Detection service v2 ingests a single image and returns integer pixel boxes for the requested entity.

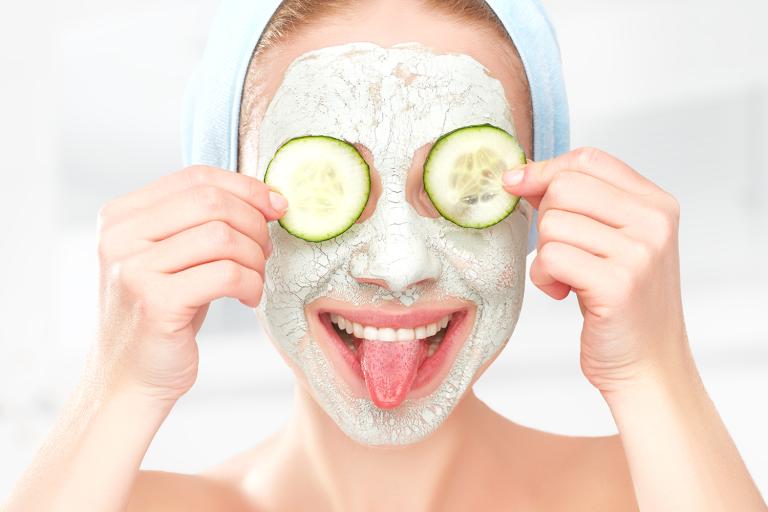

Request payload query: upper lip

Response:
[309,299,471,329]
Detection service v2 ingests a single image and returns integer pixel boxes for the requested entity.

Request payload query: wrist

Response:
[600,345,703,414]
[597,341,766,510]
[78,366,179,423]
[82,349,186,415]
[106,381,179,420]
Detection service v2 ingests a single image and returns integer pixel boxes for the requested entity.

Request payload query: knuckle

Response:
[220,260,242,286]
[246,174,264,203]
[253,210,267,234]
[207,220,235,246]
[664,192,681,220]
[574,146,602,168]
[250,212,270,254]
[251,240,267,272]
[537,241,560,268]
[547,173,572,203]
[249,273,265,307]
[183,165,210,186]
[537,210,561,240]
[111,258,143,294]
[629,240,654,268]
[648,208,677,245]
[194,185,225,214]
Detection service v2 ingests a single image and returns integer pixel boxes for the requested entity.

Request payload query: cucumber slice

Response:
[264,136,370,242]
[424,124,526,229]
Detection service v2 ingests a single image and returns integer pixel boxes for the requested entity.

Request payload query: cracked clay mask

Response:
[245,42,530,446]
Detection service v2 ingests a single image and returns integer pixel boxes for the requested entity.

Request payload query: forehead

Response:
[254,42,517,180]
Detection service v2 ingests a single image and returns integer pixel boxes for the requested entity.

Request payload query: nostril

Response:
[353,277,390,289]
[352,274,438,292]
[355,277,391,291]
[411,277,434,288]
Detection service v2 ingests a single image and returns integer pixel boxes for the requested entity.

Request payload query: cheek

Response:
[264,225,349,295]
[443,218,527,293]
[257,236,327,354]
[438,215,527,369]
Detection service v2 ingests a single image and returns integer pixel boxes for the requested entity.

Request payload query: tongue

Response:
[358,338,428,409]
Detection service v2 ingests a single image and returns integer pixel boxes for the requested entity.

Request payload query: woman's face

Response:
[239,6,533,446]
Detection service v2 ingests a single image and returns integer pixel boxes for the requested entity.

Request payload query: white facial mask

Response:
[244,42,530,446]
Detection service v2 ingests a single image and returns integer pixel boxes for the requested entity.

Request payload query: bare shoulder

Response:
[492,417,639,510]
[554,433,639,511]
[126,470,252,512]
[126,432,283,512]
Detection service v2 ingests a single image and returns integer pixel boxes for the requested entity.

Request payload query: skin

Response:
[247,40,529,443]
[4,1,765,511]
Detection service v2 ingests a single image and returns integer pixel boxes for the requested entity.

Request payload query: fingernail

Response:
[269,190,289,212]
[502,169,524,187]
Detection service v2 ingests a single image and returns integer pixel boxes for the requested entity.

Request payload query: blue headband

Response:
[181,0,570,253]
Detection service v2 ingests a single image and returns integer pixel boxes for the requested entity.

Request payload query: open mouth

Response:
[310,303,473,410]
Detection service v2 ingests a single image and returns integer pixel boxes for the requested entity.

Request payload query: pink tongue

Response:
[358,338,428,409]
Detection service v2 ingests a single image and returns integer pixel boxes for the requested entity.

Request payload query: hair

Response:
[238,0,532,169]
[255,0,519,58]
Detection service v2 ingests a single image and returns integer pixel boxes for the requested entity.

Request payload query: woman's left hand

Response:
[501,147,690,395]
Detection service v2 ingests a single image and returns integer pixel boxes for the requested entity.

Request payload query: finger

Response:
[100,166,287,227]
[532,275,571,300]
[139,220,266,275]
[530,241,608,299]
[165,259,265,309]
[502,147,658,203]
[537,208,629,258]
[114,185,271,255]
[536,170,651,227]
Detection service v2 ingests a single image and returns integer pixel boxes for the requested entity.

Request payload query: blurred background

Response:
[1,0,766,498]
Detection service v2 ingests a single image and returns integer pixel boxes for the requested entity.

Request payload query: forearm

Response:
[4,364,174,512]
[605,345,766,511]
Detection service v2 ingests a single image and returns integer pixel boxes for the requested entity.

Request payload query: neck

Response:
[281,384,491,512]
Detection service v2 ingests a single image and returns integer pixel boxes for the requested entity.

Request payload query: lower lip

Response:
[316,309,470,399]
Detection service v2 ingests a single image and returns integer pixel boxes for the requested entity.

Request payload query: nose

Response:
[350,197,442,293]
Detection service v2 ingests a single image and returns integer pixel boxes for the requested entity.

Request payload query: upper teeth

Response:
[330,313,451,342]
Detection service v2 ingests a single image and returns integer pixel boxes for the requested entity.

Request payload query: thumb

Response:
[500,160,552,209]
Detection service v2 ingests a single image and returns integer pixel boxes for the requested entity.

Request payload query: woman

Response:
[5,0,765,510]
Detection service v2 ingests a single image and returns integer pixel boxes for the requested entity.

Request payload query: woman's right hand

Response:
[94,165,288,403]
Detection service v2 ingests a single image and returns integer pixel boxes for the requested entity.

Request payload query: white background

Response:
[1,0,766,499]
